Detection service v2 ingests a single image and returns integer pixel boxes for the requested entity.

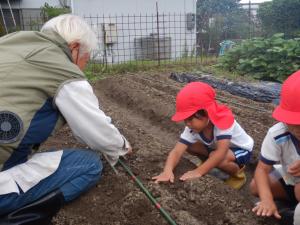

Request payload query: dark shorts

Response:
[270,168,298,206]
[231,148,252,166]
[278,178,298,207]
[206,147,251,166]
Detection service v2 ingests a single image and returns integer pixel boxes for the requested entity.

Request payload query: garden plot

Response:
[46,72,278,225]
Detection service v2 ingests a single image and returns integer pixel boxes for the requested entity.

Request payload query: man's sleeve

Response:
[55,80,129,165]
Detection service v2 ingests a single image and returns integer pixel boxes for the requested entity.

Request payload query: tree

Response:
[40,3,71,21]
[196,0,241,33]
[196,0,250,55]
[257,0,300,38]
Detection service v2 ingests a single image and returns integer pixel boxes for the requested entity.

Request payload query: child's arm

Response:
[252,161,281,219]
[180,139,230,181]
[152,142,187,183]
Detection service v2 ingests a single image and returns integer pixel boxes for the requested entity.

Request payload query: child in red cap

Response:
[251,70,300,220]
[152,81,254,189]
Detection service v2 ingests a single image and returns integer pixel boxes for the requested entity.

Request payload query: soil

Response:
[44,71,279,225]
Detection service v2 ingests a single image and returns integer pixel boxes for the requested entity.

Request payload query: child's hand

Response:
[179,169,202,181]
[152,171,175,184]
[288,160,300,176]
[252,200,281,219]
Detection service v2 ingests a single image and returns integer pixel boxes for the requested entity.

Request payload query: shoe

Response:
[224,166,246,190]
[0,189,64,225]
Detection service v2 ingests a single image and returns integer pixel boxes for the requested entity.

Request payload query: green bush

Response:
[41,3,70,21]
[217,33,300,81]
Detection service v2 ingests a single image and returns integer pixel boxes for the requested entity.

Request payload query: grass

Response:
[84,56,257,83]
[84,56,219,81]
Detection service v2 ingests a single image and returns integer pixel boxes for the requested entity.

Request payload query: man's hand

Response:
[152,171,175,184]
[125,142,133,155]
[288,160,300,176]
[179,169,202,181]
[252,200,281,219]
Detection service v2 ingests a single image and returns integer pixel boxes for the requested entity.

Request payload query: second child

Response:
[251,70,300,220]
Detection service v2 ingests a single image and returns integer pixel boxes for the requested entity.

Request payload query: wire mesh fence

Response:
[5,13,214,71]
[0,2,261,72]
[21,16,45,31]
[85,12,211,70]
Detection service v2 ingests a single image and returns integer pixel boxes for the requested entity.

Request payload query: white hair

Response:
[41,14,97,55]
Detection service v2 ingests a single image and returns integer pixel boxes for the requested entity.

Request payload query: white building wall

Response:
[72,0,197,63]
[72,0,195,16]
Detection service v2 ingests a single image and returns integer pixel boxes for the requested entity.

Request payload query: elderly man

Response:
[0,14,131,224]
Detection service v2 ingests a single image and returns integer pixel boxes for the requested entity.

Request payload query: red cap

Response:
[172,82,234,129]
[273,70,300,124]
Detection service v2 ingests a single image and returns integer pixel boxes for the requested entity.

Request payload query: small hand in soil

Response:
[179,169,202,181]
[252,200,281,219]
[152,171,175,183]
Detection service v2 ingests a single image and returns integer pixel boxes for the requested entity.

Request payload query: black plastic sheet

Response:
[170,72,281,104]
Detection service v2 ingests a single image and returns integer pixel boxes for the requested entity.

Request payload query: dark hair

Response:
[194,109,208,118]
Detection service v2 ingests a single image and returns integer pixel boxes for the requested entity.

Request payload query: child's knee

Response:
[249,179,258,196]
[215,153,238,169]
[215,159,229,169]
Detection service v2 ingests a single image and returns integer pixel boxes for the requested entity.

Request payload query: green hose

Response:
[118,158,177,225]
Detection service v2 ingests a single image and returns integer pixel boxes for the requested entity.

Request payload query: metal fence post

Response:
[156,1,161,66]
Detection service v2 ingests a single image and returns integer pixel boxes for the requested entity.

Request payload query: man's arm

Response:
[55,80,130,165]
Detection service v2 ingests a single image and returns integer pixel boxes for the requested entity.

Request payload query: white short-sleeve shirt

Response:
[179,120,254,151]
[260,122,300,183]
